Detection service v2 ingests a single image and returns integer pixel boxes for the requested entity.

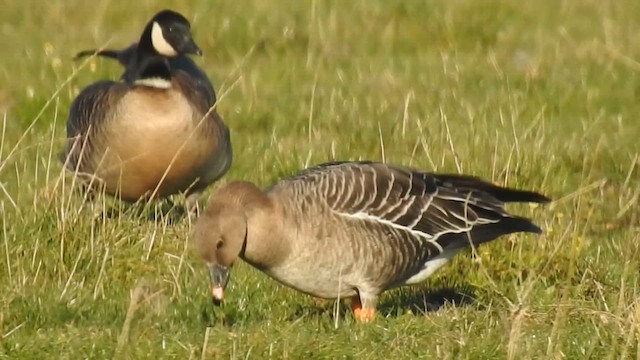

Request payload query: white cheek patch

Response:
[151,22,178,56]
[134,77,172,89]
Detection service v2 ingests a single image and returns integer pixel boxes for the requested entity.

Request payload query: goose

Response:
[193,161,550,322]
[73,42,216,106]
[61,10,231,211]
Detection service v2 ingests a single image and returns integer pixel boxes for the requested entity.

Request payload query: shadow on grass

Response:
[89,197,193,225]
[195,283,478,328]
[281,284,478,323]
[63,182,195,224]
[378,285,477,316]
[200,301,273,328]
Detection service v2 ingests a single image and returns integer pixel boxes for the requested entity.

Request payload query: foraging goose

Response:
[194,161,550,322]
[74,42,216,105]
[61,10,231,210]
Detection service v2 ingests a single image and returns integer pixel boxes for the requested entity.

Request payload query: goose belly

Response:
[263,245,459,299]
[264,264,360,299]
[95,91,215,200]
[249,225,383,299]
[250,199,466,299]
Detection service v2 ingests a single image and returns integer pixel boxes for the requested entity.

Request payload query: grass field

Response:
[1,0,640,358]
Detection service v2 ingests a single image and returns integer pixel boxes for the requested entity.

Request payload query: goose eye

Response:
[167,27,175,33]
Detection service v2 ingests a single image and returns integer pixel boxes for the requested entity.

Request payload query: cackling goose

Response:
[61,10,231,211]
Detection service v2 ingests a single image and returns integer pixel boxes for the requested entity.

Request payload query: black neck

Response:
[137,56,171,80]
[131,23,172,81]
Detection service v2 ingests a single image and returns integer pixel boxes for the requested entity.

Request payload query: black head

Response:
[142,9,202,57]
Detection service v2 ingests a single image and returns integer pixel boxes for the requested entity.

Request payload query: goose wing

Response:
[74,43,138,81]
[73,43,137,68]
[170,58,216,106]
[170,70,231,187]
[285,161,549,253]
[60,81,127,172]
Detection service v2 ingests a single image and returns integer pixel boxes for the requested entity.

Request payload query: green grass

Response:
[1,0,640,358]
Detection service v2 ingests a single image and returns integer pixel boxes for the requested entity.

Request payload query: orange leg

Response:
[351,296,376,322]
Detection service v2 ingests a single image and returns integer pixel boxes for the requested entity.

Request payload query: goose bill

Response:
[209,264,229,305]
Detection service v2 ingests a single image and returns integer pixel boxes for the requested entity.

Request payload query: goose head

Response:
[194,205,247,305]
[142,9,201,57]
[131,10,202,83]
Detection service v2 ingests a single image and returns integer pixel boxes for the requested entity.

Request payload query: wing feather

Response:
[60,81,126,172]
[281,161,547,255]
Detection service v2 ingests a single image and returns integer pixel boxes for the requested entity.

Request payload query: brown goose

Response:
[194,161,550,322]
[61,10,231,210]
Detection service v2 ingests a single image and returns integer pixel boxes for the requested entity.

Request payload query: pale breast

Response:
[257,202,375,298]
[94,87,216,200]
